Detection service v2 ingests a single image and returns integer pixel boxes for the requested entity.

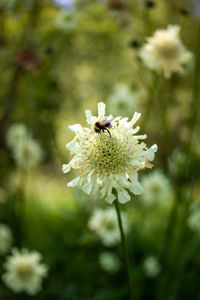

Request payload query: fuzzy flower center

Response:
[85,132,132,174]
[154,38,180,60]
[15,261,35,282]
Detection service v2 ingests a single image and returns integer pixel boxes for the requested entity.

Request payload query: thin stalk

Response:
[141,73,159,131]
[114,199,132,300]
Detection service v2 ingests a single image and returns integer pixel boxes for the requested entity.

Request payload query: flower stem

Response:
[114,199,132,300]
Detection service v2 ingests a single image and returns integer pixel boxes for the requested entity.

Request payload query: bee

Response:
[94,119,112,137]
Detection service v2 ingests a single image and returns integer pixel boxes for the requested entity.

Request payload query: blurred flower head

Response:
[141,170,172,207]
[7,124,43,170]
[54,0,75,11]
[107,85,138,118]
[143,256,161,277]
[0,224,13,255]
[139,25,193,78]
[13,138,43,169]
[2,248,48,295]
[99,251,121,272]
[63,102,157,204]
[6,123,28,149]
[88,207,128,246]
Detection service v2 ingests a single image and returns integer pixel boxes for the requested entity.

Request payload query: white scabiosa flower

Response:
[141,170,172,207]
[99,251,121,273]
[63,102,157,204]
[13,138,43,169]
[0,224,13,255]
[88,207,128,246]
[2,249,48,295]
[107,85,138,118]
[139,25,193,78]
[143,256,161,278]
[6,123,28,149]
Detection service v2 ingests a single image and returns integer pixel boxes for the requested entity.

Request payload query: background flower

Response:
[88,207,128,246]
[99,251,121,273]
[2,249,48,295]
[139,25,193,78]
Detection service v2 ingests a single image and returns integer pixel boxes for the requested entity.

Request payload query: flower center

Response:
[155,38,180,60]
[15,262,35,282]
[86,132,131,174]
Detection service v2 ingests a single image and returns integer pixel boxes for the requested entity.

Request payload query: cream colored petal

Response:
[66,139,80,153]
[144,144,158,161]
[98,102,106,119]
[105,193,116,204]
[68,124,84,136]
[67,177,80,187]
[62,164,71,174]
[130,112,141,126]
[129,178,144,195]
[118,190,131,204]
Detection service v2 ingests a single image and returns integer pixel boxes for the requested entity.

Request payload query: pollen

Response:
[85,132,131,174]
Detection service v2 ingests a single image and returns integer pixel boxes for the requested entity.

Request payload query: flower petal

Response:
[68,124,84,136]
[130,112,141,126]
[144,144,158,161]
[67,177,80,187]
[118,190,131,204]
[98,102,105,119]
[62,164,71,174]
[105,193,116,204]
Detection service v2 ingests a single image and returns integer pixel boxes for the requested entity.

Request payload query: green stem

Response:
[114,199,132,300]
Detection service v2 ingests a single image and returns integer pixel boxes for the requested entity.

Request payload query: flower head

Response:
[14,138,43,169]
[143,256,161,277]
[88,207,128,246]
[0,224,13,255]
[99,251,121,273]
[2,248,48,295]
[141,170,172,207]
[139,25,193,78]
[6,123,28,149]
[6,123,43,170]
[107,85,138,118]
[63,102,157,204]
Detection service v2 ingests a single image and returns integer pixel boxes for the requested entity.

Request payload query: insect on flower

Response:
[94,119,112,138]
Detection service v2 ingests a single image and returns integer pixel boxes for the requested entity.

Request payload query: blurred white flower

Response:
[99,251,121,273]
[63,102,157,204]
[6,123,43,169]
[168,149,187,177]
[2,248,48,295]
[88,207,128,246]
[0,224,13,255]
[13,138,43,169]
[143,256,161,278]
[141,170,172,207]
[139,25,193,78]
[107,86,138,118]
[188,209,200,232]
[6,123,28,149]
